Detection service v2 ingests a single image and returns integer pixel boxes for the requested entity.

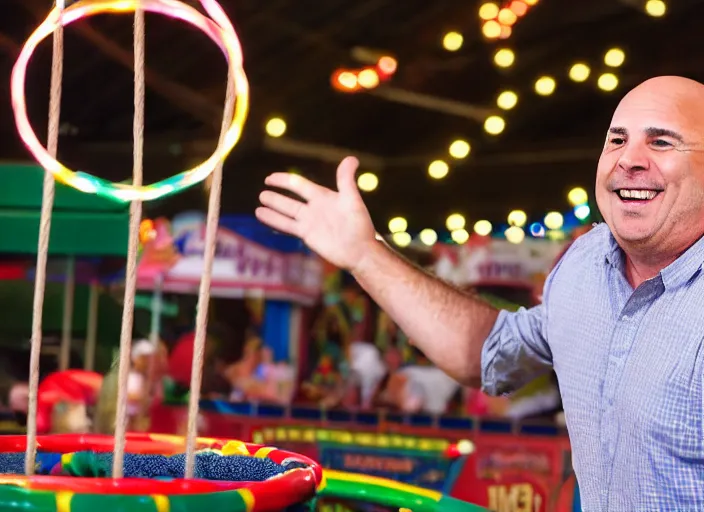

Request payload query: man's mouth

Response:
[615,189,662,202]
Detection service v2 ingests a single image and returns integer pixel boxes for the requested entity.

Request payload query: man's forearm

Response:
[352,240,499,385]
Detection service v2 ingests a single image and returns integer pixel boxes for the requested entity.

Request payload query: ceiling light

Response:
[544,211,564,230]
[392,232,411,247]
[482,20,502,39]
[568,187,588,206]
[428,160,450,179]
[509,0,528,16]
[357,172,378,192]
[388,217,407,233]
[446,213,466,231]
[442,32,463,51]
[497,8,518,25]
[419,229,438,246]
[484,115,505,135]
[568,63,590,82]
[534,76,556,96]
[265,117,286,137]
[337,72,358,89]
[507,209,527,227]
[473,220,492,236]
[597,73,619,91]
[574,204,591,220]
[479,2,500,20]
[604,48,625,67]
[451,229,470,244]
[645,0,666,17]
[505,226,525,244]
[497,90,518,110]
[357,69,379,88]
[449,140,471,159]
[493,48,515,68]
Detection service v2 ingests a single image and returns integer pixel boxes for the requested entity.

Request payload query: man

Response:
[255,76,704,510]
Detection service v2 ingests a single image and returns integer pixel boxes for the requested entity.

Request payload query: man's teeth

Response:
[618,189,658,200]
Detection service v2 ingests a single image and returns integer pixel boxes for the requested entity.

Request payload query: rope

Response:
[112,7,145,478]
[25,0,64,476]
[184,70,236,479]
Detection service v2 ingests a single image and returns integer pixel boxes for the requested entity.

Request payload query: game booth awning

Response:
[431,235,567,305]
[136,211,323,305]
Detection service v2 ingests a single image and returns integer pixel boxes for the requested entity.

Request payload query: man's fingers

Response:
[259,190,305,219]
[336,156,360,195]
[255,207,300,237]
[264,172,326,201]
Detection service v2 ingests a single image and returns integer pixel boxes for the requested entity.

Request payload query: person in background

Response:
[94,339,166,434]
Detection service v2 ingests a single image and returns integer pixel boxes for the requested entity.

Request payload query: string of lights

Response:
[331,56,398,94]
[385,186,592,247]
[259,0,669,245]
[479,0,538,41]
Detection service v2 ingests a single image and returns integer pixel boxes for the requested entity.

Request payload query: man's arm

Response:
[256,156,552,390]
[352,240,499,386]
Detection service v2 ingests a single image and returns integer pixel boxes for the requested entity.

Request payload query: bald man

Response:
[256,76,704,510]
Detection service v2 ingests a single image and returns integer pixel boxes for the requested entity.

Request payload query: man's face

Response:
[595,80,704,255]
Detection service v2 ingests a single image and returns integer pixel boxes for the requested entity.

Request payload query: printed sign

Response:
[137,212,323,303]
[487,482,545,512]
[319,446,451,491]
[432,238,564,290]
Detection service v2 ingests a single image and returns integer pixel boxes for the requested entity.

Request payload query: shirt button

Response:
[621,314,630,320]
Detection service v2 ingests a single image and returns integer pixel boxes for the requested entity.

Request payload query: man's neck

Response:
[623,234,704,288]
[624,254,676,289]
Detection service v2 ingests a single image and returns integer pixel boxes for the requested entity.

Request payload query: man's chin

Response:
[610,219,657,245]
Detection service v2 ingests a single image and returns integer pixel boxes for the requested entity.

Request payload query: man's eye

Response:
[651,139,672,147]
[609,137,625,145]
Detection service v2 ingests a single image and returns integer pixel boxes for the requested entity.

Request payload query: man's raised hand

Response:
[256,156,377,272]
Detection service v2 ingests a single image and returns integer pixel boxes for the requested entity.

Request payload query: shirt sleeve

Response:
[480,304,552,396]
[480,245,570,396]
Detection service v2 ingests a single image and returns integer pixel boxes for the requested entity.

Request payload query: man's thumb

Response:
[336,156,360,195]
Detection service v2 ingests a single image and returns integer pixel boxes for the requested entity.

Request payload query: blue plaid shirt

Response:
[482,223,704,511]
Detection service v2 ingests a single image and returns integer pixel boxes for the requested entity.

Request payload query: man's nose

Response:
[618,143,650,172]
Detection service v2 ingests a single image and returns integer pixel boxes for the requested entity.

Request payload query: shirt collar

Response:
[604,227,704,289]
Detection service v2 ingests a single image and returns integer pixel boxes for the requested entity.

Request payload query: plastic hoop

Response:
[320,470,487,511]
[10,0,249,203]
[0,433,321,511]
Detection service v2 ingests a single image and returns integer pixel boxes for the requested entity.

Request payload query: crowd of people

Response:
[0,274,565,433]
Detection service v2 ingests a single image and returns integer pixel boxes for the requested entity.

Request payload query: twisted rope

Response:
[112,7,145,478]
[184,68,236,480]
[25,0,64,476]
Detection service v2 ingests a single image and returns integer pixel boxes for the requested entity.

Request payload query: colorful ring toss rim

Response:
[10,0,249,203]
[0,433,322,512]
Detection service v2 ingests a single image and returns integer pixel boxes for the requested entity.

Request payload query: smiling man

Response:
[256,75,704,511]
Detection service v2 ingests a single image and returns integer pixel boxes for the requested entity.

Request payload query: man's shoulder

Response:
[543,223,612,296]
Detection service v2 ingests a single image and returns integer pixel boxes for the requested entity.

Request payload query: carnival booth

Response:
[139,211,323,415]
[0,163,133,432]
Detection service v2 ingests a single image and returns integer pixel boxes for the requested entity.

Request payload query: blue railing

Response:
[193,399,566,437]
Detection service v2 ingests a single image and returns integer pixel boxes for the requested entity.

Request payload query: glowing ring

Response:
[11,0,249,203]
[0,433,322,511]
[320,470,488,511]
